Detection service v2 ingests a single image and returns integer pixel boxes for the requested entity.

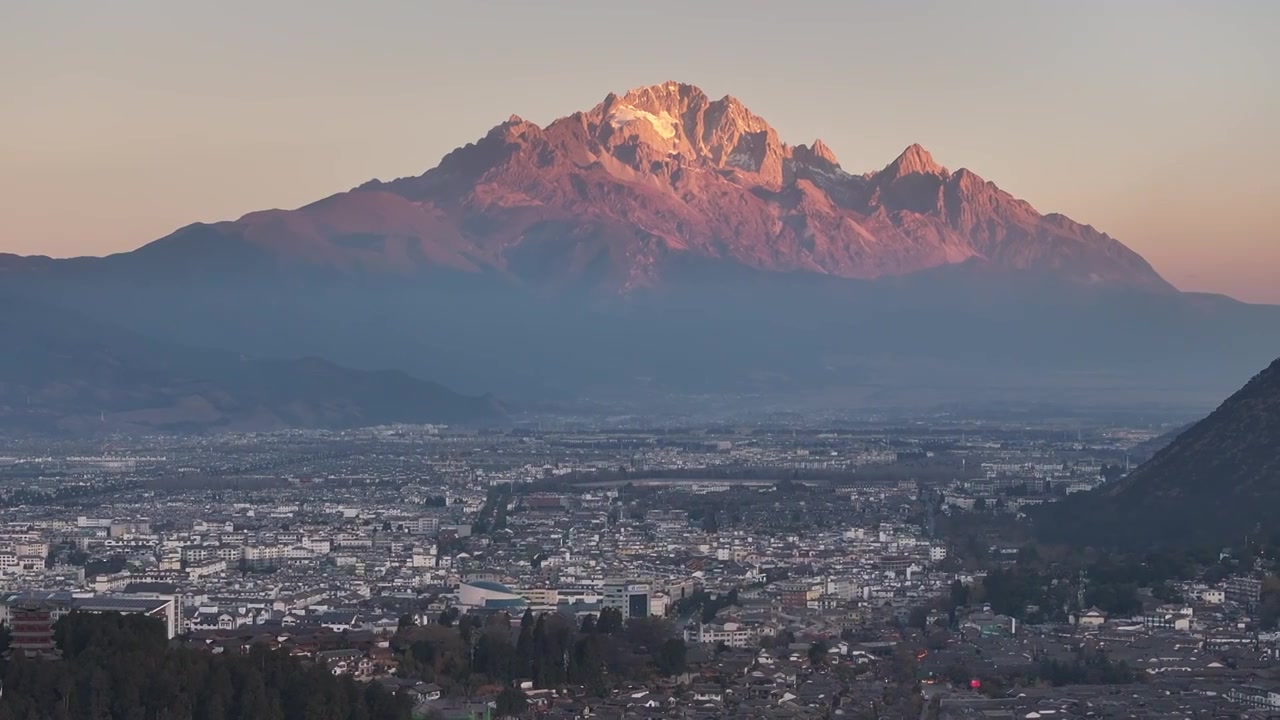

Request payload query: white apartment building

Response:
[684,621,758,648]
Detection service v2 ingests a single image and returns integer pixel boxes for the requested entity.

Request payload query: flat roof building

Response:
[1,591,181,639]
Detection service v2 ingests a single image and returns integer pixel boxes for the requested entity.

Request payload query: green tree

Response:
[655,638,687,676]
[495,687,529,718]
[702,511,719,534]
[0,613,411,720]
[596,607,623,635]
[516,609,536,678]
[808,639,829,667]
[907,606,930,630]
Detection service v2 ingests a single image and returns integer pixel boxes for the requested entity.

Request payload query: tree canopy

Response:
[0,612,410,720]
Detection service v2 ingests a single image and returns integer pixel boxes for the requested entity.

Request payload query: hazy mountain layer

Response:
[2,82,1277,410]
[0,297,505,435]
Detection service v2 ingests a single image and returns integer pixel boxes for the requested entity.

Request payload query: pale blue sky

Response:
[2,0,1277,301]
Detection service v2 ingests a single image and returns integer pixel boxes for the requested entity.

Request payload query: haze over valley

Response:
[3,82,1278,428]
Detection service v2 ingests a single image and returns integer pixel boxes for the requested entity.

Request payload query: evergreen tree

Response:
[0,613,412,720]
[596,608,623,635]
[515,610,536,679]
[655,638,687,677]
[808,640,830,667]
[495,688,528,718]
[531,615,551,687]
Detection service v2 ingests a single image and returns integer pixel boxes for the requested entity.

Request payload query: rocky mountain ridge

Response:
[348,81,1168,291]
[4,82,1166,294]
[0,82,1273,410]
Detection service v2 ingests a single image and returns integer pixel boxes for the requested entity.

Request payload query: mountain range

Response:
[1037,356,1280,549]
[0,297,504,435]
[3,81,1278,419]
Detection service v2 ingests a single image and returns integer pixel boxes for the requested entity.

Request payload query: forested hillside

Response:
[0,613,410,720]
[1037,358,1280,548]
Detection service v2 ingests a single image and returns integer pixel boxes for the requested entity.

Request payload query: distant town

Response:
[3,420,1277,719]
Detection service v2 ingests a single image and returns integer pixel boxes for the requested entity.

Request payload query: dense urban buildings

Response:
[1,418,1277,718]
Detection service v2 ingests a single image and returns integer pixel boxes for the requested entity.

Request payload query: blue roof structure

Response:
[465,580,516,594]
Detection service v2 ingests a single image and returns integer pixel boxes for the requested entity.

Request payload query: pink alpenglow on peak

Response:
[118,82,1172,294]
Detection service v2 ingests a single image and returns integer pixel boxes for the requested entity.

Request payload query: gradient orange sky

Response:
[2,0,1277,302]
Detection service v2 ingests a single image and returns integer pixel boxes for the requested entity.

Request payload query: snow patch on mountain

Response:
[726,151,757,170]
[608,105,678,140]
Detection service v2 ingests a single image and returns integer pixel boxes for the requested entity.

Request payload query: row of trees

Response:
[394,608,687,698]
[939,546,1230,623]
[1037,651,1139,686]
[0,479,138,509]
[471,484,512,535]
[672,588,740,623]
[0,612,411,720]
[936,647,1138,697]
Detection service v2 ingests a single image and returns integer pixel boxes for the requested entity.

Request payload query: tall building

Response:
[603,580,651,620]
[6,603,61,660]
[1225,576,1263,610]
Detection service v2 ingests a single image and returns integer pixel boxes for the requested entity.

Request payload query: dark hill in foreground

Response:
[1036,358,1280,549]
[1126,421,1198,464]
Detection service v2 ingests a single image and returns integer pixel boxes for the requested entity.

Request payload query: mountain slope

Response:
[3,82,1167,291]
[1126,421,1198,464]
[0,297,505,435]
[1037,359,1280,548]
[0,82,1276,407]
